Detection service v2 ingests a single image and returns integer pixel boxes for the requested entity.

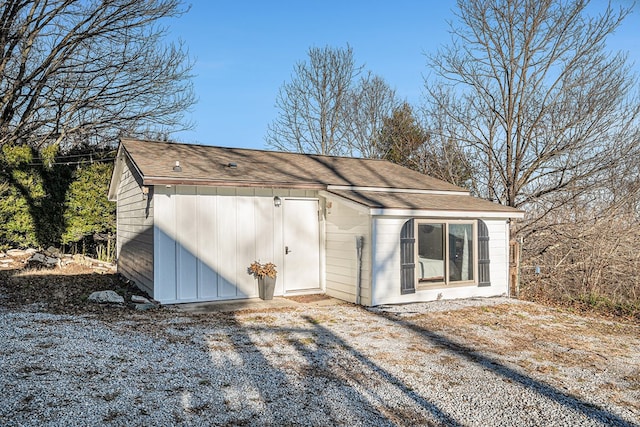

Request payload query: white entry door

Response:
[283,199,320,292]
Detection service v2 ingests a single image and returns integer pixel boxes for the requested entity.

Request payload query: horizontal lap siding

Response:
[116,158,154,296]
[324,197,371,305]
[372,216,511,306]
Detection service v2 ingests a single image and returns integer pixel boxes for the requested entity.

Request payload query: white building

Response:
[108,139,524,306]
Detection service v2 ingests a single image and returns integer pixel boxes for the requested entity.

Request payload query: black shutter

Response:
[400,219,416,294]
[478,219,491,287]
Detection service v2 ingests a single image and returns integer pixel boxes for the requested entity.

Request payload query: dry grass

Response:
[403,302,640,411]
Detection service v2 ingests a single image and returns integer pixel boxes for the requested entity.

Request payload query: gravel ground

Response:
[1,296,639,426]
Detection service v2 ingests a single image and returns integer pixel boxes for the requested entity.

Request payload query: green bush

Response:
[0,144,116,258]
[62,162,115,245]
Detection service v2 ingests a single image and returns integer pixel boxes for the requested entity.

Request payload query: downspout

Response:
[355,236,364,305]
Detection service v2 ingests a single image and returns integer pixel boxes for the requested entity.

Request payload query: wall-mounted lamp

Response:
[274,196,282,207]
[141,186,149,200]
[173,161,182,172]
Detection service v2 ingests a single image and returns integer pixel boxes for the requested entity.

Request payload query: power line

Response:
[26,157,116,166]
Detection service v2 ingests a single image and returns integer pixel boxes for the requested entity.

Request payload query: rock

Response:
[131,295,151,304]
[88,290,124,304]
[28,252,59,267]
[6,249,27,257]
[0,252,5,258]
[134,303,157,311]
[44,246,61,257]
[72,254,92,267]
[25,248,37,255]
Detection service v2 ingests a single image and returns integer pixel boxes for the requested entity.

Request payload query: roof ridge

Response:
[120,138,396,163]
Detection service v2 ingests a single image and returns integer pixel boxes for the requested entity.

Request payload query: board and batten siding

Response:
[324,196,372,305]
[371,216,510,305]
[153,186,319,304]
[116,157,154,295]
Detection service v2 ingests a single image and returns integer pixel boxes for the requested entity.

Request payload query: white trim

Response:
[328,185,469,196]
[319,190,370,214]
[107,146,125,201]
[371,208,525,219]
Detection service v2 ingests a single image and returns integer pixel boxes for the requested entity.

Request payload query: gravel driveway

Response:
[1,297,638,426]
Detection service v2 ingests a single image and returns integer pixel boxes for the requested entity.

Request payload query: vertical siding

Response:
[371,216,511,306]
[116,157,154,296]
[196,187,218,299]
[153,186,320,304]
[324,197,372,305]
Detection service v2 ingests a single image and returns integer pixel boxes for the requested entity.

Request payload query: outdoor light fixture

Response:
[273,196,282,207]
[173,161,182,172]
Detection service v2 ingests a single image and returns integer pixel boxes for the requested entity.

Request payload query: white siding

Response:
[153,186,319,304]
[116,157,154,295]
[371,216,511,306]
[324,196,372,305]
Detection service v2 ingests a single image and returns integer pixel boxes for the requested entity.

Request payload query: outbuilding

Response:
[108,139,524,306]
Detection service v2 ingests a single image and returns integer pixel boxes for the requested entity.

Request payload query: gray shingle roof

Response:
[116,138,523,217]
[327,189,524,215]
[120,138,466,192]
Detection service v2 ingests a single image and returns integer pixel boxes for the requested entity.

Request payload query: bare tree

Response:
[266,45,397,157]
[423,0,640,227]
[0,0,195,150]
[266,45,359,156]
[346,73,397,158]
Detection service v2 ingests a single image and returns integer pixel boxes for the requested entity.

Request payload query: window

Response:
[416,221,475,286]
[400,219,490,293]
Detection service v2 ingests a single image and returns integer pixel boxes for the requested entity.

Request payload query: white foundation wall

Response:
[371,216,510,306]
[324,197,372,305]
[153,186,317,304]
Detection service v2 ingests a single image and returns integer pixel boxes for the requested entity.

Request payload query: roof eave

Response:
[142,177,327,190]
[370,207,525,219]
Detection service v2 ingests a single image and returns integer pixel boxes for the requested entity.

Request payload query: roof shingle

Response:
[117,139,523,217]
[121,138,466,192]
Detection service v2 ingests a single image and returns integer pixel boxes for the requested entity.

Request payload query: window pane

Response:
[449,223,474,282]
[417,223,445,282]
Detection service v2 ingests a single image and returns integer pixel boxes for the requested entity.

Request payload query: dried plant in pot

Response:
[249,261,277,300]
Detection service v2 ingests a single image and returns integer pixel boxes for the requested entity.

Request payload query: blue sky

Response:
[170,0,639,150]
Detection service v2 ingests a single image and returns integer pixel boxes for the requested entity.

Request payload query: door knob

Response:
[285,246,292,254]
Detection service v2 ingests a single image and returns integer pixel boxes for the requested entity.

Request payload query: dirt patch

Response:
[285,293,332,303]
[0,263,151,317]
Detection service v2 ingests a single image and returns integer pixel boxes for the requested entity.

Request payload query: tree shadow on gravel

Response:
[215,315,461,426]
[372,311,637,427]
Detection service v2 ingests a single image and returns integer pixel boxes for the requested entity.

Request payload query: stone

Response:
[28,252,59,267]
[131,295,151,304]
[0,252,5,258]
[135,303,157,311]
[6,249,27,257]
[45,246,61,257]
[25,248,37,255]
[88,290,124,304]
